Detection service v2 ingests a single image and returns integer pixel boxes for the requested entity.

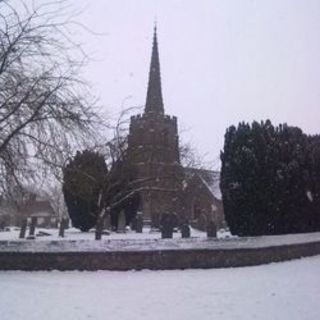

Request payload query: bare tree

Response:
[0,0,102,196]
[179,141,205,169]
[45,182,68,220]
[178,125,218,170]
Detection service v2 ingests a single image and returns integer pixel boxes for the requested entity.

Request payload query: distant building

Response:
[0,191,58,228]
[182,169,224,230]
[24,193,57,228]
[126,26,224,229]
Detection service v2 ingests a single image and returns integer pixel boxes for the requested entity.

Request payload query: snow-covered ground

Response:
[0,226,207,241]
[1,227,320,252]
[0,255,319,320]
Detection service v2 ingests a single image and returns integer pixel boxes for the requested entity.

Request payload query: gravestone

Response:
[161,213,175,239]
[95,216,104,240]
[181,223,190,238]
[207,220,217,238]
[104,214,111,231]
[29,217,37,236]
[131,216,137,231]
[36,230,51,237]
[117,210,126,233]
[135,212,143,233]
[19,219,27,239]
[59,218,67,238]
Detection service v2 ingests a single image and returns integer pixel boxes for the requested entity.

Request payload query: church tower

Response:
[127,26,183,228]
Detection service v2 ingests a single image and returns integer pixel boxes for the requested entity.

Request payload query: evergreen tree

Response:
[306,135,320,231]
[63,150,108,231]
[221,120,319,236]
[106,157,140,229]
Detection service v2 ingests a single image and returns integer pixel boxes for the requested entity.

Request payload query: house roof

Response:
[25,200,56,217]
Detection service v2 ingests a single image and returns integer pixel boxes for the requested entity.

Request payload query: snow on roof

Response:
[199,172,222,201]
[184,168,222,200]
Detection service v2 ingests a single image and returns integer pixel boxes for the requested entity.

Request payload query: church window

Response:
[193,200,201,220]
[162,129,169,144]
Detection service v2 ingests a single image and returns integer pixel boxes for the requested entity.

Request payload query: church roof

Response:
[145,25,164,115]
[184,168,222,200]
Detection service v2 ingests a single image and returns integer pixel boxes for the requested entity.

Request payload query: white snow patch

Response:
[306,190,313,202]
[0,228,320,253]
[0,256,319,320]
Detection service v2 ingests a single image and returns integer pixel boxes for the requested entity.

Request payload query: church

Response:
[126,26,224,230]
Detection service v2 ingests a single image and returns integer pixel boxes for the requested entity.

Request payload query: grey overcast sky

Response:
[74,0,320,165]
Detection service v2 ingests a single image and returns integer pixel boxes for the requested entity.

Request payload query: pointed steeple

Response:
[145,25,164,114]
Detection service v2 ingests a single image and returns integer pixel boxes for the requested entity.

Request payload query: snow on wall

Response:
[0,229,320,253]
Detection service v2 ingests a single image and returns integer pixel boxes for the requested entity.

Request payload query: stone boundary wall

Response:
[0,241,320,271]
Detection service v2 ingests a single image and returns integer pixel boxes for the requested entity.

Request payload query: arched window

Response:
[162,129,169,144]
[193,200,201,220]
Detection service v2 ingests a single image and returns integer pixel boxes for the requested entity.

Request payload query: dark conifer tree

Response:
[306,135,320,231]
[221,120,319,236]
[105,157,140,229]
[63,150,108,231]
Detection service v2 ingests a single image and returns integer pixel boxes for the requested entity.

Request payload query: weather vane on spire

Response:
[154,16,157,30]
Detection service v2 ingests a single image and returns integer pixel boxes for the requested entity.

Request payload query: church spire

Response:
[145,25,164,115]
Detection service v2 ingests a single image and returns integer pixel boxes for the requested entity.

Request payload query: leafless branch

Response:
[0,0,105,196]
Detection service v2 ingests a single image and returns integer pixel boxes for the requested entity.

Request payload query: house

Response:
[0,191,58,228]
[24,193,58,228]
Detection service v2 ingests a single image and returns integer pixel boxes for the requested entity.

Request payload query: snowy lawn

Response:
[0,255,319,320]
[1,227,320,252]
[0,226,208,241]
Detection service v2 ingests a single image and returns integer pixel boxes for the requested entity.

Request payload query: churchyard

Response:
[0,223,320,271]
[1,0,320,318]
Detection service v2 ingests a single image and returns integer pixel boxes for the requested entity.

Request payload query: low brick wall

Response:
[0,241,320,271]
